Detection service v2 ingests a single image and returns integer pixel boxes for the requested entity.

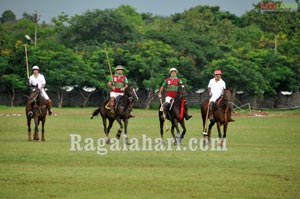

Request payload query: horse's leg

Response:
[123,118,130,145]
[173,120,181,145]
[202,103,209,135]
[220,122,228,147]
[34,118,39,141]
[216,122,223,146]
[170,122,176,144]
[27,117,32,141]
[115,117,123,140]
[180,120,186,141]
[101,116,109,143]
[223,123,228,139]
[207,121,215,146]
[159,111,164,144]
[41,117,46,141]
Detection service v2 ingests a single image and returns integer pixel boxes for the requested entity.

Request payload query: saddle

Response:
[164,98,185,121]
[216,96,223,106]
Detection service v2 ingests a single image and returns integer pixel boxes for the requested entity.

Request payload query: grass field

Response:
[0,106,300,199]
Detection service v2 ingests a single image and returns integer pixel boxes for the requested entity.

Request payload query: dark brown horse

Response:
[91,86,138,144]
[26,87,48,141]
[159,84,187,145]
[201,89,233,146]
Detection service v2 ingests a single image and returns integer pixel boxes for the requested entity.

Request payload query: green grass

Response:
[1,106,300,199]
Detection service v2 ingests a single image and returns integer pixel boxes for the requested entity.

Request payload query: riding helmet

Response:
[214,69,222,75]
[32,65,39,70]
[116,65,123,70]
[169,68,177,73]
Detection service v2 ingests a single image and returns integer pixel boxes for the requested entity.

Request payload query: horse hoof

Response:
[41,138,45,142]
[105,137,110,144]
[116,134,121,140]
[160,139,164,145]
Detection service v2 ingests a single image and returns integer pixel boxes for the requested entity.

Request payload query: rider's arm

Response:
[107,81,115,90]
[121,77,129,91]
[208,88,211,97]
[122,83,128,91]
[158,86,164,98]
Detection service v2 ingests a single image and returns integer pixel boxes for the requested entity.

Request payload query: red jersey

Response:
[110,75,128,93]
[162,77,183,98]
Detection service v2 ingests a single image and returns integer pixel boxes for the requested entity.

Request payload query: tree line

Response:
[0,2,299,107]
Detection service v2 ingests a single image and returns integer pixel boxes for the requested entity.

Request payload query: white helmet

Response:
[116,65,123,70]
[32,65,39,70]
[169,67,177,73]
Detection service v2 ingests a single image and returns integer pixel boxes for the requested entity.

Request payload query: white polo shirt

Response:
[208,78,226,102]
[29,74,46,89]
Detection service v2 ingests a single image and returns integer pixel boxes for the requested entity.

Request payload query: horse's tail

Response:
[90,107,101,119]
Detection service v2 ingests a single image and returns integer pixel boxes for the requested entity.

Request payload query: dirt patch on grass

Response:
[233,111,269,117]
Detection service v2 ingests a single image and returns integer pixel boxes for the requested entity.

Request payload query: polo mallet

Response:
[24,44,29,79]
[104,48,114,86]
[159,98,169,131]
[202,101,210,135]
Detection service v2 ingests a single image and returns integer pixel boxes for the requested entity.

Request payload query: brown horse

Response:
[159,84,187,145]
[26,87,48,141]
[201,89,233,146]
[91,86,138,145]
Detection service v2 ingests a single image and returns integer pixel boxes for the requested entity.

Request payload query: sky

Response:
[0,0,261,23]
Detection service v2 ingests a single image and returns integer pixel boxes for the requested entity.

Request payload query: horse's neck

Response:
[119,95,130,105]
[218,99,229,108]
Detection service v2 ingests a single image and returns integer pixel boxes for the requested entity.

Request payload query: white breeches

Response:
[209,94,221,103]
[164,96,173,104]
[110,91,124,98]
[41,89,49,100]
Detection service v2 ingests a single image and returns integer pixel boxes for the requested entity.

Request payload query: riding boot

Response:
[209,102,214,121]
[105,97,115,113]
[162,102,169,120]
[47,99,53,115]
[27,101,33,117]
[184,100,192,120]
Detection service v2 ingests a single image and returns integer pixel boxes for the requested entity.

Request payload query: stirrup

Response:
[105,103,111,110]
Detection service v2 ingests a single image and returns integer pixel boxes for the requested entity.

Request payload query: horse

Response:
[159,84,187,145]
[26,87,48,141]
[91,86,138,145]
[201,89,233,146]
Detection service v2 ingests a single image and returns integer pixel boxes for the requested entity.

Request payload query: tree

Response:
[0,41,27,106]
[57,8,139,48]
[1,10,16,23]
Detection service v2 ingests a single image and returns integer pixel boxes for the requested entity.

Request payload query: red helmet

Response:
[214,70,222,75]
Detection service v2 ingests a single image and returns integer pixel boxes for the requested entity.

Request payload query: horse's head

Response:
[223,89,232,102]
[177,84,187,97]
[124,86,139,102]
[29,87,40,103]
